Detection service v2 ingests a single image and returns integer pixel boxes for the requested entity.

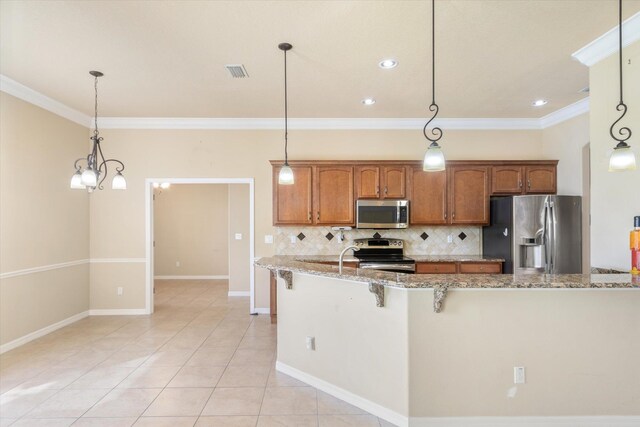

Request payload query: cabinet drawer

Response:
[416,262,457,274]
[459,262,502,274]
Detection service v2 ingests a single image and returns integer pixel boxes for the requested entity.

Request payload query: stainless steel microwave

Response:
[356,200,409,229]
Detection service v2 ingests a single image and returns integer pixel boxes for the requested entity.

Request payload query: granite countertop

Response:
[291,254,504,264]
[256,255,637,290]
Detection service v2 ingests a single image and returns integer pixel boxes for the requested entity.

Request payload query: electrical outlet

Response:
[176,261,180,267]
[514,367,525,384]
[447,234,453,243]
[235,233,242,240]
[290,235,297,244]
[264,235,274,244]
[117,287,123,296]
[306,336,315,351]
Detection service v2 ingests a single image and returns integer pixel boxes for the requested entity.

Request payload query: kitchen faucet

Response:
[339,245,360,274]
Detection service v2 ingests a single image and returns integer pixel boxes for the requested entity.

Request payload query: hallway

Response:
[0,280,392,426]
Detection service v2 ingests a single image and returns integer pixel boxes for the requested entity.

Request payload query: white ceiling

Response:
[1,0,639,119]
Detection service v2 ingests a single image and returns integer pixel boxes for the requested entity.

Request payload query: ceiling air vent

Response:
[579,86,590,94]
[225,64,249,78]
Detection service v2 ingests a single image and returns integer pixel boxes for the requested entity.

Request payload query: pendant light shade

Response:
[70,171,85,189]
[81,168,97,187]
[111,172,127,190]
[609,143,637,171]
[608,0,636,172]
[423,142,446,171]
[278,42,294,185]
[278,165,295,185]
[422,0,445,172]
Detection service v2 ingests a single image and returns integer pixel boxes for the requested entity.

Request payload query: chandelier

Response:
[70,71,127,191]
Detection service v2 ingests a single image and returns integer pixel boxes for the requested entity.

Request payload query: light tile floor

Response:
[0,280,396,426]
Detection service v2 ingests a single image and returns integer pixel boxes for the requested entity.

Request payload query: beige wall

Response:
[154,184,229,277]
[541,112,589,196]
[88,128,544,310]
[590,40,640,271]
[0,93,89,346]
[228,184,250,293]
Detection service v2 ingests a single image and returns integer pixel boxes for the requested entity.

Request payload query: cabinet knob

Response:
[376,186,379,196]
[452,213,455,219]
[528,179,531,189]
[317,212,320,220]
[519,180,523,188]
[384,187,388,195]
[308,212,311,221]
[444,212,447,220]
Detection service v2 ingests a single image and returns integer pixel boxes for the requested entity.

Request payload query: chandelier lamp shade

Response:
[70,71,127,191]
[422,0,445,172]
[278,42,295,185]
[608,0,636,172]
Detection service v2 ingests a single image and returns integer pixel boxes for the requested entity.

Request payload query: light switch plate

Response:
[514,367,525,384]
[235,233,242,240]
[264,235,273,244]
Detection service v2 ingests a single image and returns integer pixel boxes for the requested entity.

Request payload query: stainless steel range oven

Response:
[353,238,415,273]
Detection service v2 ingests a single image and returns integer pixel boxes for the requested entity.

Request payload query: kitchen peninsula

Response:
[256,256,639,426]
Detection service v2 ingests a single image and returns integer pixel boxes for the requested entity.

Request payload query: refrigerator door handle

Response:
[503,228,508,237]
[543,200,550,273]
[549,201,555,273]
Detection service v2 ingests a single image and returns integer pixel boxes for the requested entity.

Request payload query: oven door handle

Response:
[359,263,416,272]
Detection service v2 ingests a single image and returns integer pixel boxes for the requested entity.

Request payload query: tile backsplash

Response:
[275,226,481,256]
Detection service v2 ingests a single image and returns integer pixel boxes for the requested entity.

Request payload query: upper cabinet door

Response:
[491,166,524,194]
[354,166,380,199]
[449,166,490,225]
[410,168,447,225]
[314,166,355,225]
[381,166,406,199]
[525,165,556,194]
[273,166,313,225]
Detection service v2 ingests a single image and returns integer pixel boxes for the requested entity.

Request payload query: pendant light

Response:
[278,42,295,185]
[70,71,127,191]
[608,0,636,171]
[422,0,445,172]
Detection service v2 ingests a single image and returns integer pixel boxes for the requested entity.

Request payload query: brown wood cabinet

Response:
[355,165,406,199]
[409,168,447,225]
[416,262,457,274]
[491,163,557,195]
[416,261,503,274]
[448,165,490,225]
[272,165,313,225]
[313,166,355,225]
[271,160,556,227]
[525,165,556,194]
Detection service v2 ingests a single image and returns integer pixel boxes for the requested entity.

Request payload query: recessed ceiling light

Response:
[362,98,376,105]
[378,59,398,69]
[532,99,548,107]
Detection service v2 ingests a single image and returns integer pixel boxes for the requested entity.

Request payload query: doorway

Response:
[145,178,255,314]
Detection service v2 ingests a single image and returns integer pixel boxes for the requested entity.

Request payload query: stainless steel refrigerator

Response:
[482,195,582,274]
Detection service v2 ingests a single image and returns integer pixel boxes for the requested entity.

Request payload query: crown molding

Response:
[539,97,590,128]
[1,73,588,131]
[0,74,91,127]
[98,117,542,130]
[572,12,640,67]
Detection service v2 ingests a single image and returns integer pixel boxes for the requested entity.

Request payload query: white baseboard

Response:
[252,307,270,314]
[408,416,640,427]
[154,275,229,280]
[276,362,640,427]
[228,291,250,297]
[276,361,407,427]
[0,310,89,354]
[89,309,149,316]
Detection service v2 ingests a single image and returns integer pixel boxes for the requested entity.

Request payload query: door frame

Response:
[145,178,256,314]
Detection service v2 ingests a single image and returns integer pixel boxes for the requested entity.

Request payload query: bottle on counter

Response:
[631,216,640,275]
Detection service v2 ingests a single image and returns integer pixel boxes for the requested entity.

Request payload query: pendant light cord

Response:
[618,0,623,105]
[423,0,442,145]
[284,48,289,165]
[609,0,632,145]
[94,75,99,137]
